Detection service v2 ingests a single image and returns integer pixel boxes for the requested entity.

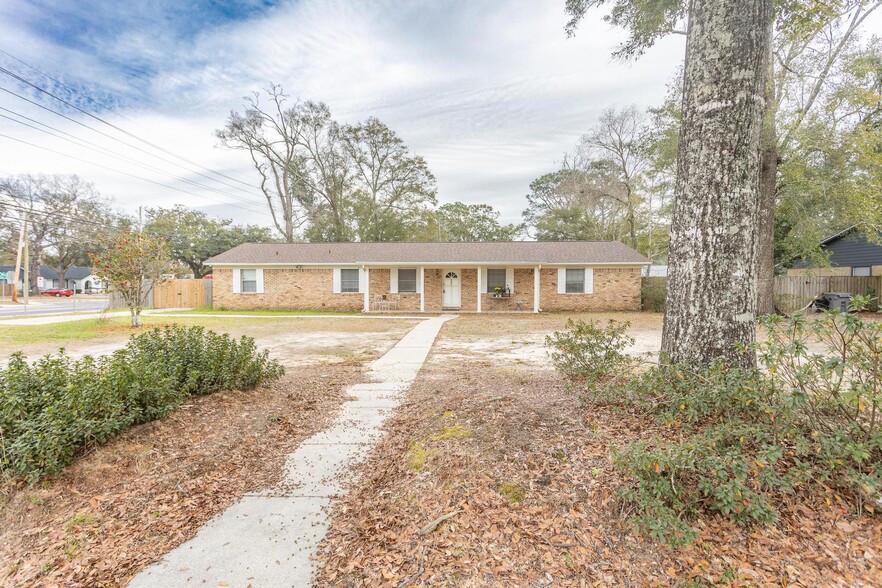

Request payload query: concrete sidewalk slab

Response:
[129,314,456,588]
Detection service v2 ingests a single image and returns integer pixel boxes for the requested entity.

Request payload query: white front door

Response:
[443,270,461,308]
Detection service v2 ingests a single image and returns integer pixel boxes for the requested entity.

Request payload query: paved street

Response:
[0,296,110,318]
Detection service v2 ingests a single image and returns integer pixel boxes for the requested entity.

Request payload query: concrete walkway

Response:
[128,315,456,588]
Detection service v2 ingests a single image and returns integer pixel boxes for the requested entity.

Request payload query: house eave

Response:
[205,261,650,268]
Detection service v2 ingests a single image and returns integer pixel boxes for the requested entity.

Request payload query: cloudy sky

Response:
[0,0,688,230]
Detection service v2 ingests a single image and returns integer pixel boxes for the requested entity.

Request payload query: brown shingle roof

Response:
[205,241,648,266]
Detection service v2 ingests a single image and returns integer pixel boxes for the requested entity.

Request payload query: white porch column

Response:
[419,266,425,312]
[476,266,482,313]
[363,266,370,312]
[533,265,540,313]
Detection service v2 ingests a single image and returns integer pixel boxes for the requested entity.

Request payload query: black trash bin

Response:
[823,292,852,313]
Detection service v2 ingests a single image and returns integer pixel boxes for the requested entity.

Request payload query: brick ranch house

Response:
[205,241,649,313]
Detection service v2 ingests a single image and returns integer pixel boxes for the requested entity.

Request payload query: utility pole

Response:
[11,216,25,303]
[23,220,29,308]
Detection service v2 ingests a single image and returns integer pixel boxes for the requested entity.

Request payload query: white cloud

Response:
[0,0,688,229]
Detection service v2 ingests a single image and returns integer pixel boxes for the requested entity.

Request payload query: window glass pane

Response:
[486,268,506,293]
[852,266,871,277]
[565,268,585,294]
[241,269,257,293]
[398,269,417,292]
[341,268,360,292]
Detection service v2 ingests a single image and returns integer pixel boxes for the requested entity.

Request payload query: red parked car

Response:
[41,288,74,297]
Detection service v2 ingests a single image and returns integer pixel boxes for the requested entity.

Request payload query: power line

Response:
[0,199,210,242]
[0,81,266,209]
[0,60,258,191]
[0,107,268,213]
[0,47,139,126]
[0,132,269,215]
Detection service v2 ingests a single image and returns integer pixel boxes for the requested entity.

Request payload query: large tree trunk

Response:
[755,143,778,315]
[661,0,773,368]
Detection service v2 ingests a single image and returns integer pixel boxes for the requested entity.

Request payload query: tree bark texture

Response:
[661,0,774,368]
[755,143,778,315]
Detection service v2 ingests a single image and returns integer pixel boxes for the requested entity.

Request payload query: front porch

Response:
[360,266,542,314]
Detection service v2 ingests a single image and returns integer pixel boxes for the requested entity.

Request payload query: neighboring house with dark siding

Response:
[0,265,59,291]
[788,227,882,277]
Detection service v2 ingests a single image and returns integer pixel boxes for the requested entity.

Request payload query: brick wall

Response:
[213,265,642,312]
[479,268,535,311]
[424,268,443,311]
[213,268,362,311]
[367,269,420,311]
[538,267,641,311]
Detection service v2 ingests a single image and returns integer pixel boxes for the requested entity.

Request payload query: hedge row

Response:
[0,326,284,481]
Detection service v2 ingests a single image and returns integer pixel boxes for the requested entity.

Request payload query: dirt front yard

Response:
[315,313,882,587]
[0,318,418,588]
[0,315,419,368]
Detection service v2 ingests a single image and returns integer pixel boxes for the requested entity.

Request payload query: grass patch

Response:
[0,315,339,349]
[499,482,526,503]
[406,442,434,472]
[164,306,359,316]
[65,512,97,533]
[432,425,472,441]
[0,317,135,346]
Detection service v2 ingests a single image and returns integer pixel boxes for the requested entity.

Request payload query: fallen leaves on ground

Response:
[315,349,882,587]
[0,366,360,588]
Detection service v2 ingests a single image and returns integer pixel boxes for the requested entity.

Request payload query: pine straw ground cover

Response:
[315,318,882,587]
[0,365,360,587]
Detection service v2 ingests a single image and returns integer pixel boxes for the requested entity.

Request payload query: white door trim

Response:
[442,269,461,308]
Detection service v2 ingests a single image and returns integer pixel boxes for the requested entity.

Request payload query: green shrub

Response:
[0,326,283,481]
[641,278,667,312]
[548,310,882,545]
[545,319,635,399]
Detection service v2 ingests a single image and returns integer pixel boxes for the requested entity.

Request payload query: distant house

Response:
[788,227,882,277]
[205,241,649,313]
[64,266,105,292]
[0,265,59,291]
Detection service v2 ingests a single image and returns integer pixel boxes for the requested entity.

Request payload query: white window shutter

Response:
[359,268,367,293]
[416,268,423,294]
[332,268,341,293]
[255,269,265,294]
[506,268,515,294]
[232,269,241,294]
[480,268,488,293]
[390,268,398,293]
[557,268,566,294]
[584,268,594,294]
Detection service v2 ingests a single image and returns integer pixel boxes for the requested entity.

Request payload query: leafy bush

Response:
[0,326,283,481]
[550,310,882,545]
[545,319,635,398]
[641,278,667,312]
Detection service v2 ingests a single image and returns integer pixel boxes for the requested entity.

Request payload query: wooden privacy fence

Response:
[153,279,208,309]
[108,279,212,310]
[641,276,882,314]
[773,275,882,313]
